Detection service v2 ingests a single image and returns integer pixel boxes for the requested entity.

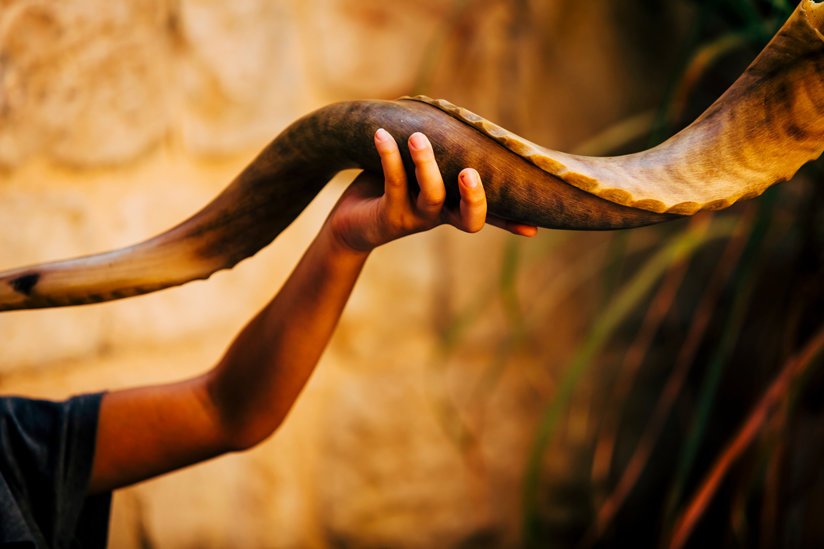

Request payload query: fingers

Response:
[455,169,487,233]
[509,223,539,237]
[453,169,537,236]
[408,133,446,218]
[486,216,539,237]
[408,135,485,232]
[373,129,537,238]
[374,128,408,212]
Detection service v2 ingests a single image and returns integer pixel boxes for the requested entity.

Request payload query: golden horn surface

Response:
[0,1,822,311]
[408,0,824,215]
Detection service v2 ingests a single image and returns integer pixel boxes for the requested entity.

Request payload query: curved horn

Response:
[1,1,822,311]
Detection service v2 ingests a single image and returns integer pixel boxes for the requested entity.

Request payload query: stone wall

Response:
[0,1,683,546]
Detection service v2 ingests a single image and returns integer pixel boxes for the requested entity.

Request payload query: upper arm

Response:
[88,376,230,494]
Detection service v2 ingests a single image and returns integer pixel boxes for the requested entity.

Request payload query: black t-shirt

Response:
[0,393,111,548]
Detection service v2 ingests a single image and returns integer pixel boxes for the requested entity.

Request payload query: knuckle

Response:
[410,144,436,161]
[391,210,418,231]
[420,192,445,210]
[378,151,401,169]
[385,173,406,188]
[466,219,484,233]
[465,192,485,207]
[423,156,441,170]
[386,209,407,227]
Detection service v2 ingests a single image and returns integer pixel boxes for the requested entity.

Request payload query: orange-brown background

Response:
[3,1,821,548]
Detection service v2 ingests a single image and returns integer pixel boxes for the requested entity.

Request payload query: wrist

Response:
[318,221,373,265]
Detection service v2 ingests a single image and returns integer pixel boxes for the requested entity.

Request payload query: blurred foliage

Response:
[423,0,823,547]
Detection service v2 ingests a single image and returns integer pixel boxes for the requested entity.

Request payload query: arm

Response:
[88,130,535,494]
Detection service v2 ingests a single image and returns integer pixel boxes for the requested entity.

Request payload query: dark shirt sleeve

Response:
[0,393,111,548]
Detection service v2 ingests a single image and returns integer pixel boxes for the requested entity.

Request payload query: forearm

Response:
[204,224,369,449]
[90,224,368,493]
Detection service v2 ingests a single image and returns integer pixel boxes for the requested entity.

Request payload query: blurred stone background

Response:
[0,1,683,547]
[7,1,818,548]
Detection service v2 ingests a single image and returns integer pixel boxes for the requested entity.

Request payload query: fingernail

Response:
[375,128,390,143]
[408,132,427,151]
[460,169,479,188]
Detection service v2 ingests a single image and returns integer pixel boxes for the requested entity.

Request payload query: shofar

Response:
[1,1,823,311]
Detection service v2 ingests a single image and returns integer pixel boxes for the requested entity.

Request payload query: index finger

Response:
[374,128,409,209]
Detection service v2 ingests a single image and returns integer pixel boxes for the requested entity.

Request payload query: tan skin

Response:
[88,130,537,494]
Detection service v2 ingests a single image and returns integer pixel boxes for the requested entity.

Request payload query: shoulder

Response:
[0,393,111,548]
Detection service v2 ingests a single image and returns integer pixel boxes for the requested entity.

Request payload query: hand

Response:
[328,129,537,253]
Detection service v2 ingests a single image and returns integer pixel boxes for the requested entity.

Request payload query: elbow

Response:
[220,420,282,453]
[199,372,284,454]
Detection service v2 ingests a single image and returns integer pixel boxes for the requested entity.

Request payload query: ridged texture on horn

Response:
[1,2,822,311]
[0,100,671,311]
[407,0,824,215]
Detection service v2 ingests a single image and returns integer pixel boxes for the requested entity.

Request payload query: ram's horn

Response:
[1,1,822,311]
